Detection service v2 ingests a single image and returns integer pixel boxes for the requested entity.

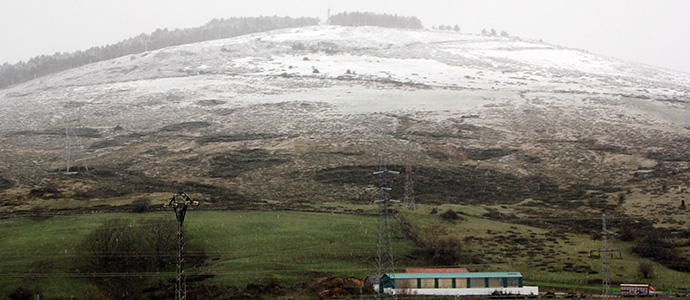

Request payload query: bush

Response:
[617,193,626,204]
[0,177,14,190]
[638,262,654,279]
[439,209,463,222]
[76,218,180,298]
[131,197,151,213]
[632,241,676,261]
[417,221,465,265]
[8,287,34,300]
[632,233,690,272]
[619,225,639,242]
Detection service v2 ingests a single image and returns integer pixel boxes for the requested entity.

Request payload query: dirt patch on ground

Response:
[313,276,365,299]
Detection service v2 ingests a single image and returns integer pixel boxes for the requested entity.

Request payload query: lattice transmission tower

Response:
[370,153,399,299]
[403,149,415,210]
[589,213,621,300]
[165,192,199,300]
[63,105,88,173]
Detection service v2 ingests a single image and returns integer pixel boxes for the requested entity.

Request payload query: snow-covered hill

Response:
[1,26,689,224]
[2,26,688,131]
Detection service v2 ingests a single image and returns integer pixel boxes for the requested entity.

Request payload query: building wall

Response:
[387,286,539,296]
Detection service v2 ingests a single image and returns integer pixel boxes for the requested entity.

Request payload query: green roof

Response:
[386,272,522,279]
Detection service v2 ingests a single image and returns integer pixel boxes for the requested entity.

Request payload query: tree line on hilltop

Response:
[1,12,426,90]
[328,11,423,29]
[0,16,318,89]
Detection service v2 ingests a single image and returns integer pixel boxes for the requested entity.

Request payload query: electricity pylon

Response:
[403,150,415,210]
[589,213,621,300]
[63,106,88,173]
[369,153,399,299]
[165,192,199,300]
[64,126,76,173]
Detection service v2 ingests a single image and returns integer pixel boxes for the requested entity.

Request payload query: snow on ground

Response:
[260,25,484,47]
[1,25,688,137]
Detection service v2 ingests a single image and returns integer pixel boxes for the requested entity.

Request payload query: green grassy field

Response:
[1,208,689,299]
[186,210,419,288]
[0,210,419,298]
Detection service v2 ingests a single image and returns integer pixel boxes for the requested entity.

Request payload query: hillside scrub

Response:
[131,197,151,213]
[439,209,463,222]
[458,147,518,160]
[61,165,247,202]
[313,164,560,205]
[0,176,14,190]
[632,228,690,272]
[206,149,291,178]
[415,220,467,265]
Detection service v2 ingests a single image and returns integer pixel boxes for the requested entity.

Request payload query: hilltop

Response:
[0,25,689,227]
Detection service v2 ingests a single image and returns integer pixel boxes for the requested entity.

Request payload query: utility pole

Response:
[589,213,621,300]
[369,153,399,299]
[165,192,199,300]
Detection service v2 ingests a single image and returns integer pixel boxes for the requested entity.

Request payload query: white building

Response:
[377,272,538,296]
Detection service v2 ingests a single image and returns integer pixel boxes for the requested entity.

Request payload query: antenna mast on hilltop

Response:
[589,213,621,300]
[369,153,399,299]
[165,192,199,300]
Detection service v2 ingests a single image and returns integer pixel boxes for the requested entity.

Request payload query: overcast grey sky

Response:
[1,0,689,73]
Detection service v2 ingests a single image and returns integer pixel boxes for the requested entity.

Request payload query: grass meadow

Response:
[1,207,689,298]
[0,210,418,298]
